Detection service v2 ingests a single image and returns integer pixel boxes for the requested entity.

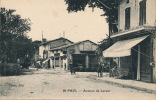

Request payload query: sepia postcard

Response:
[0,0,156,100]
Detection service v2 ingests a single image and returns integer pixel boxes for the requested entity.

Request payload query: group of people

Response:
[69,63,106,77]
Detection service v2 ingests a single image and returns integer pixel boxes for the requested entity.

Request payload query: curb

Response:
[95,78,156,94]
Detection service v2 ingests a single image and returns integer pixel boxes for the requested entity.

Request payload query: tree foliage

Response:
[65,0,120,59]
[65,0,119,26]
[0,8,32,63]
[65,0,119,53]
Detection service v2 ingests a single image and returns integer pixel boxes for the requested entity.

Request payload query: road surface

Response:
[0,68,155,100]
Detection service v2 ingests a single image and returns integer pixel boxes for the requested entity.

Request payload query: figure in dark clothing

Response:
[70,64,76,75]
[97,63,103,77]
[64,63,66,70]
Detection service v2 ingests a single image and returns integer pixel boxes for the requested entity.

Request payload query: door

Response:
[131,46,138,79]
[55,58,59,67]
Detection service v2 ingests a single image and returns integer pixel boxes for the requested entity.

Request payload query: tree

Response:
[64,0,118,66]
[31,40,42,63]
[0,8,32,63]
[65,0,119,33]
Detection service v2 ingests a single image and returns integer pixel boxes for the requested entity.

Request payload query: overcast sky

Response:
[1,0,108,43]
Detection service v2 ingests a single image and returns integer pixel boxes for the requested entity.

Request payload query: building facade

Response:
[39,38,99,71]
[39,37,73,68]
[65,40,98,71]
[103,0,156,83]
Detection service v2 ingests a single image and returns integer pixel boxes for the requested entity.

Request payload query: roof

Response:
[48,40,98,51]
[39,37,73,46]
[65,40,98,48]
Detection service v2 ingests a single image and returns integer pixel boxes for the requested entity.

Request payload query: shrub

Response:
[0,63,21,76]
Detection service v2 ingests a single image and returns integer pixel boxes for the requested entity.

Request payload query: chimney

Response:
[63,31,65,38]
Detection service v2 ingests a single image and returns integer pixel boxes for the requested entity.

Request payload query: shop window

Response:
[139,0,146,26]
[125,7,131,30]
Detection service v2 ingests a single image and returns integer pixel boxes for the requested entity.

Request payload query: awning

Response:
[42,58,50,64]
[103,35,149,57]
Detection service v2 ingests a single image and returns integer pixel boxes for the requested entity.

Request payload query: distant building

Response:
[65,40,98,71]
[39,37,73,68]
[39,38,99,71]
[103,0,156,83]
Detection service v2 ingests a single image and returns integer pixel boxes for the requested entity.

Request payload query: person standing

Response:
[97,63,103,77]
[64,63,66,70]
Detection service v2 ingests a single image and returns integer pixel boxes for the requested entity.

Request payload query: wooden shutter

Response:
[139,0,146,26]
[125,7,131,30]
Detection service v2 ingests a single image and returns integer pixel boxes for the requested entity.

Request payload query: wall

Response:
[118,0,156,31]
[146,0,156,26]
[79,41,97,51]
[66,41,98,70]
[39,43,50,59]
[118,0,139,30]
[67,46,75,69]
[153,35,156,83]
[39,45,44,58]
[39,38,72,59]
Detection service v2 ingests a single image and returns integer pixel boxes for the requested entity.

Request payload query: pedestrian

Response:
[64,63,66,70]
[97,63,103,77]
[109,61,118,77]
[100,63,104,77]
[70,64,76,75]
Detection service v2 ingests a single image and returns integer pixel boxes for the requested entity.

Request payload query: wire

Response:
[131,48,153,59]
[97,0,112,9]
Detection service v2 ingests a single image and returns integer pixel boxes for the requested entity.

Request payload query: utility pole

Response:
[42,31,43,42]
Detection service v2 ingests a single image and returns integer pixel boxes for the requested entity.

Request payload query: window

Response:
[125,7,131,30]
[126,0,129,4]
[139,0,146,26]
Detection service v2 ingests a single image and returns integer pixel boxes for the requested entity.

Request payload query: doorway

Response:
[131,46,138,80]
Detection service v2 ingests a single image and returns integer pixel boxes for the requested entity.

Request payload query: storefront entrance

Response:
[72,54,86,70]
[55,58,59,67]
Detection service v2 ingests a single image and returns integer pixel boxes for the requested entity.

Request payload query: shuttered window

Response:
[125,7,131,30]
[139,0,146,26]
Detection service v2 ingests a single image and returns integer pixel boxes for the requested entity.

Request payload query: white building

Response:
[103,0,156,83]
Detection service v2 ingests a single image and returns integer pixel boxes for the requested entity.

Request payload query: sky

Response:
[1,0,109,43]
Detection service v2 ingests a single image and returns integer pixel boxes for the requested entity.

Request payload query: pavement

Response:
[75,72,156,94]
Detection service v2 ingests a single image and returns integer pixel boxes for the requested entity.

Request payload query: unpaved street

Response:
[0,68,156,100]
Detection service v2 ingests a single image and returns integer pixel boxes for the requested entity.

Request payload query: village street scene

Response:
[0,0,156,100]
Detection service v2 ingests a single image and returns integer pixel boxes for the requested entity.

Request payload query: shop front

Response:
[103,35,153,82]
